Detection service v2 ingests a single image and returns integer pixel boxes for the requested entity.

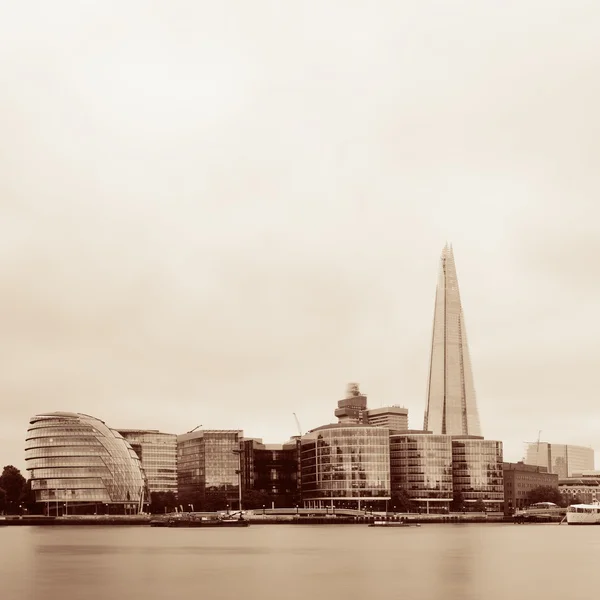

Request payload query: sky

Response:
[2,1,600,473]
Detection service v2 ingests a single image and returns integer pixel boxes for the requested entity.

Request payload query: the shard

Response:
[423,244,482,436]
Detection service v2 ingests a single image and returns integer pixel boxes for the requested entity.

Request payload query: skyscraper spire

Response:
[424,245,482,436]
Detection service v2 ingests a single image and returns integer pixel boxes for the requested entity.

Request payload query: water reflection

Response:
[2,524,599,600]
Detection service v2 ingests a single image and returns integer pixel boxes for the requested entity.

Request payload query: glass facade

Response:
[117,430,177,494]
[25,412,146,514]
[424,245,482,436]
[390,433,453,512]
[300,424,390,509]
[525,442,594,478]
[451,438,504,510]
[240,439,298,506]
[177,430,242,507]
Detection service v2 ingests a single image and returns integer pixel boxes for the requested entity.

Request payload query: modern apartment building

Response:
[424,245,482,437]
[524,442,594,478]
[117,429,177,495]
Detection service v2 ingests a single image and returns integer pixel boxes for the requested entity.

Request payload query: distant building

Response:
[118,429,177,495]
[451,437,504,511]
[300,424,390,509]
[367,406,408,431]
[390,431,453,513]
[524,442,594,478]
[424,245,482,436]
[239,438,298,507]
[177,430,242,509]
[25,412,146,515]
[559,476,600,504]
[503,462,558,515]
[334,383,368,424]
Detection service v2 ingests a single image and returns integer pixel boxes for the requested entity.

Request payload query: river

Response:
[1,523,597,600]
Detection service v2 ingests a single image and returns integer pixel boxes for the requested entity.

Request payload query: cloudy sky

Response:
[2,1,599,473]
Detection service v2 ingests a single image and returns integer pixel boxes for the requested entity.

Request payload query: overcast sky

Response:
[2,1,600,473]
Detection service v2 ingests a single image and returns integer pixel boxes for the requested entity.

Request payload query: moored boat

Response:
[369,520,420,528]
[566,501,600,525]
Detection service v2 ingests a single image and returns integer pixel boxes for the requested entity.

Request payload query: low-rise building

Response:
[503,461,558,514]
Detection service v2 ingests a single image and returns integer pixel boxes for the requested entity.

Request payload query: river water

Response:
[1,523,597,600]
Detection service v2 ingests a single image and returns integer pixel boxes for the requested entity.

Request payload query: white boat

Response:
[566,501,600,525]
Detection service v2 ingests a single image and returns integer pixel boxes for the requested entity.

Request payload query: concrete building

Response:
[118,429,177,495]
[424,245,482,436]
[524,442,594,478]
[334,383,368,424]
[367,406,408,431]
[503,461,558,514]
[177,430,242,509]
[25,412,146,515]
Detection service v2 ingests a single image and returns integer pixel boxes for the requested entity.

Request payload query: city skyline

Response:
[2,2,600,473]
[424,244,482,436]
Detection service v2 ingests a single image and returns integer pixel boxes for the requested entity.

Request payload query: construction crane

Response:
[187,425,202,434]
[292,413,302,437]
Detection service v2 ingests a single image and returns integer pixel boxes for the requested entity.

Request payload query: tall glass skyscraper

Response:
[424,245,482,436]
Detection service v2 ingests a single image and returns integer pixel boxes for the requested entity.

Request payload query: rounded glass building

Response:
[300,424,390,509]
[25,412,146,515]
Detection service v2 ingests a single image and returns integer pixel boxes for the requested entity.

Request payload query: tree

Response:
[0,466,26,514]
[472,499,486,512]
[391,488,414,513]
[242,490,272,510]
[450,490,465,512]
[149,491,178,514]
[0,487,6,514]
[526,485,563,506]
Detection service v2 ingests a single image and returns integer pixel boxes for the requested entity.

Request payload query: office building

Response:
[25,412,146,515]
[503,462,558,514]
[390,432,453,513]
[118,429,177,495]
[367,406,408,431]
[300,424,390,509]
[177,430,242,509]
[239,438,298,507]
[334,383,368,424]
[424,245,482,436]
[451,437,504,511]
[524,442,594,478]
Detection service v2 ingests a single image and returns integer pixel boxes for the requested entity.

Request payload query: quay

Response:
[0,508,518,526]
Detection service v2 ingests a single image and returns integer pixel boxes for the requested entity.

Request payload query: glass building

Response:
[451,437,504,511]
[424,245,482,436]
[177,430,242,509]
[25,412,146,515]
[240,438,298,507]
[524,442,594,478]
[117,429,177,494]
[390,433,453,513]
[300,424,390,509]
